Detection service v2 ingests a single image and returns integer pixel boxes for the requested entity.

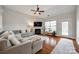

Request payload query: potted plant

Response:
[52,31,57,36]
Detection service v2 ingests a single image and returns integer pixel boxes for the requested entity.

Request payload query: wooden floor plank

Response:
[36,36,79,54]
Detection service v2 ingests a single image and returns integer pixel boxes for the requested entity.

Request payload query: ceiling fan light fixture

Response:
[36,12,39,14]
[31,5,44,15]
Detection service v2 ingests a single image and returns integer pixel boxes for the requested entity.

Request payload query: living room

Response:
[0,5,79,54]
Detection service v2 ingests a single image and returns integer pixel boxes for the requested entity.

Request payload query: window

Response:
[62,22,68,35]
[45,21,56,32]
[45,22,50,32]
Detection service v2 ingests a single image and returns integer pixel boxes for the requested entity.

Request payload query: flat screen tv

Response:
[34,22,42,27]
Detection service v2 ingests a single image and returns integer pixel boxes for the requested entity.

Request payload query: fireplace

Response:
[35,29,41,34]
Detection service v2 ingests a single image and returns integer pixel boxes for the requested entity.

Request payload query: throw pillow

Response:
[8,35,21,46]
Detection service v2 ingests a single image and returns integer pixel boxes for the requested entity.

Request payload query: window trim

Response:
[45,21,56,33]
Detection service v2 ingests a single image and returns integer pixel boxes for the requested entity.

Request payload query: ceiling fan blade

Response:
[34,10,37,14]
[39,11,44,12]
[39,12,41,15]
[34,12,36,14]
[31,5,45,15]
[31,9,36,11]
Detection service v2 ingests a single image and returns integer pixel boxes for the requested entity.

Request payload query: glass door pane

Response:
[62,22,68,35]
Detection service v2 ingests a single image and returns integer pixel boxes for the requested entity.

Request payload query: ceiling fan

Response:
[31,5,44,15]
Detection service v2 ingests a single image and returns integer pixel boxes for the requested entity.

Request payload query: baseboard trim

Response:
[56,35,76,40]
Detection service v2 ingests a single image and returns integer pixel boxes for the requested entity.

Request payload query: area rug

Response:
[51,38,77,54]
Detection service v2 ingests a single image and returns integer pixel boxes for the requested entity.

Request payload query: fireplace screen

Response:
[35,29,41,34]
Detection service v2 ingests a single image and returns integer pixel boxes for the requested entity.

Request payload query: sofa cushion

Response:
[21,37,32,42]
[21,33,29,38]
[31,37,41,43]
[8,35,21,46]
[28,32,34,36]
[21,32,34,38]
[21,30,26,33]
[0,38,12,51]
[15,34,22,40]
[12,30,20,34]
[7,40,12,48]
[0,31,10,39]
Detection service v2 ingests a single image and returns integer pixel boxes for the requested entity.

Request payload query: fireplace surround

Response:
[35,29,41,34]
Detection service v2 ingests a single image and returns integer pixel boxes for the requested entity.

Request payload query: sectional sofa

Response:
[0,31,44,54]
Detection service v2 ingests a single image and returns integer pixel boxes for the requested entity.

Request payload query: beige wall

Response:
[76,6,79,44]
[3,7,35,32]
[3,7,44,34]
[0,6,3,32]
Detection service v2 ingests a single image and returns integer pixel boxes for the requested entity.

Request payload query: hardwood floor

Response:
[36,43,53,54]
[36,36,79,54]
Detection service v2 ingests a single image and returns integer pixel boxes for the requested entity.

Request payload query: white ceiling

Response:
[4,5,76,19]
